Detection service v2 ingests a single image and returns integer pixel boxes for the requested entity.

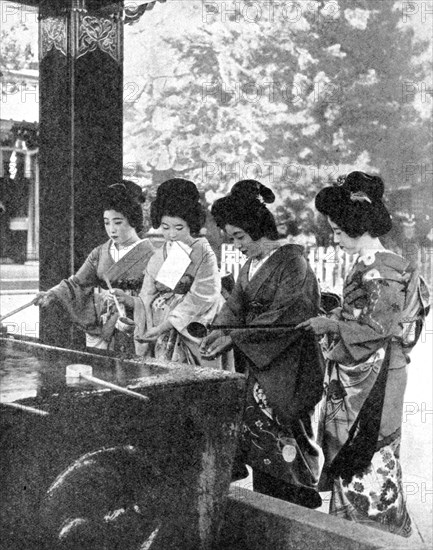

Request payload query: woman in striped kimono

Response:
[35,181,154,354]
[297,172,430,536]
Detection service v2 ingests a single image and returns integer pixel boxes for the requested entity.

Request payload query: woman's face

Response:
[161,215,192,244]
[328,218,362,255]
[225,224,261,258]
[104,210,135,246]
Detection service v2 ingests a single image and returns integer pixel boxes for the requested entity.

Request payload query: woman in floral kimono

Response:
[35,181,154,353]
[131,178,230,369]
[201,180,325,508]
[297,172,430,536]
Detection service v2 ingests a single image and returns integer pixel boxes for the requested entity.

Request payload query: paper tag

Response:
[155,241,192,290]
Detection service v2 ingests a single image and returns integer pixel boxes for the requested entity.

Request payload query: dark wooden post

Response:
[38,0,123,346]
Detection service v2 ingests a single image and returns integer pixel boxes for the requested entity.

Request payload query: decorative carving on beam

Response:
[40,16,68,58]
[39,2,122,63]
[76,14,122,61]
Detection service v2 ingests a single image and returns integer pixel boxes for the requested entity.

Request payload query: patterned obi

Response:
[154,274,194,296]
[102,276,144,293]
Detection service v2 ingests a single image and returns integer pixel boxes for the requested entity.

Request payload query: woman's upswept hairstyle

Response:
[211,180,279,241]
[315,171,392,238]
[150,178,206,235]
[101,180,146,232]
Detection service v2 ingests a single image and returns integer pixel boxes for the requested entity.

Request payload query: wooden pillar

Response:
[38,0,123,346]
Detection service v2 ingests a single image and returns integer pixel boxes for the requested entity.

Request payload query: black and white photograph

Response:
[0,1,432,548]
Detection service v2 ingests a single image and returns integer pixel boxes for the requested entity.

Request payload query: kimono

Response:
[215,244,325,493]
[318,250,430,537]
[134,238,231,369]
[50,239,154,353]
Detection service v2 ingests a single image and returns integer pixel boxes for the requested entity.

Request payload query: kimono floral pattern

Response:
[241,381,302,479]
[320,250,423,537]
[331,435,412,537]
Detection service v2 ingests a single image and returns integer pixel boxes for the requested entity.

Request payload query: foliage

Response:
[123,0,430,233]
[0,20,35,71]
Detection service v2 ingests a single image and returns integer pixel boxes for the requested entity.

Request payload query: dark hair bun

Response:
[231,180,275,204]
[315,171,392,238]
[102,180,145,232]
[106,180,146,204]
[315,185,345,214]
[210,180,279,241]
[151,178,205,235]
[344,172,384,202]
[155,178,199,203]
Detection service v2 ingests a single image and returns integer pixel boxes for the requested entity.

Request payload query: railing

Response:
[221,244,433,294]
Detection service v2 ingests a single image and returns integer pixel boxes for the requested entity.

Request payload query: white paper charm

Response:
[155,241,192,290]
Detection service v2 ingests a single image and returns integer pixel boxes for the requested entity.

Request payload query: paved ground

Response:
[1,263,432,546]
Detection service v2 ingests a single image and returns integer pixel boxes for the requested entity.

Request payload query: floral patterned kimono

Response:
[215,244,325,497]
[319,250,430,536]
[49,239,154,353]
[134,238,231,369]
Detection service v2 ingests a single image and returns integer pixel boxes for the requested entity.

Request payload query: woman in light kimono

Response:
[201,180,325,508]
[35,181,154,354]
[131,178,230,369]
[297,172,430,536]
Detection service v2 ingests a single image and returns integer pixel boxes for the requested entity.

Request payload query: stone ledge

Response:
[220,486,427,550]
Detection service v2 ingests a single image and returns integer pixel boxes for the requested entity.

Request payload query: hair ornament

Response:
[335,175,346,186]
[350,191,372,204]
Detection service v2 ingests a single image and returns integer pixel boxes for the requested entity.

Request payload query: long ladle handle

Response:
[210,323,299,330]
[103,275,123,316]
[0,298,37,323]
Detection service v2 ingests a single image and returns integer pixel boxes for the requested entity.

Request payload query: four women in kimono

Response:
[35,181,154,353]
[36,171,429,533]
[297,172,430,536]
[201,180,325,508]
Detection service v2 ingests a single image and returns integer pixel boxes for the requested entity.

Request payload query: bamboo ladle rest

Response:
[65,364,149,402]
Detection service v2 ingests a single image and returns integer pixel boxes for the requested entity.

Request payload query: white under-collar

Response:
[249,248,279,279]
[109,239,141,262]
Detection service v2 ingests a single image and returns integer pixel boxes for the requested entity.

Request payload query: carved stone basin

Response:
[0,336,245,549]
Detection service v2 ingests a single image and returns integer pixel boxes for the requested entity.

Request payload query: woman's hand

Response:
[295,317,340,336]
[34,291,56,308]
[134,320,172,343]
[109,289,134,309]
[200,330,233,360]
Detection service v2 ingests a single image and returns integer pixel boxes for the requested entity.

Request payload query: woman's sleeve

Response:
[132,256,158,334]
[168,242,222,334]
[46,247,102,331]
[331,271,406,364]
[70,247,101,287]
[49,247,100,297]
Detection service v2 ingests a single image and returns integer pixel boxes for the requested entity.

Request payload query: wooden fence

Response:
[221,244,433,294]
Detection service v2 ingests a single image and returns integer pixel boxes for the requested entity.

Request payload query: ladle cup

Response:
[117,316,136,334]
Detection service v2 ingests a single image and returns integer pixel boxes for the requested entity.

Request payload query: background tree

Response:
[124,0,431,234]
[1,19,36,97]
